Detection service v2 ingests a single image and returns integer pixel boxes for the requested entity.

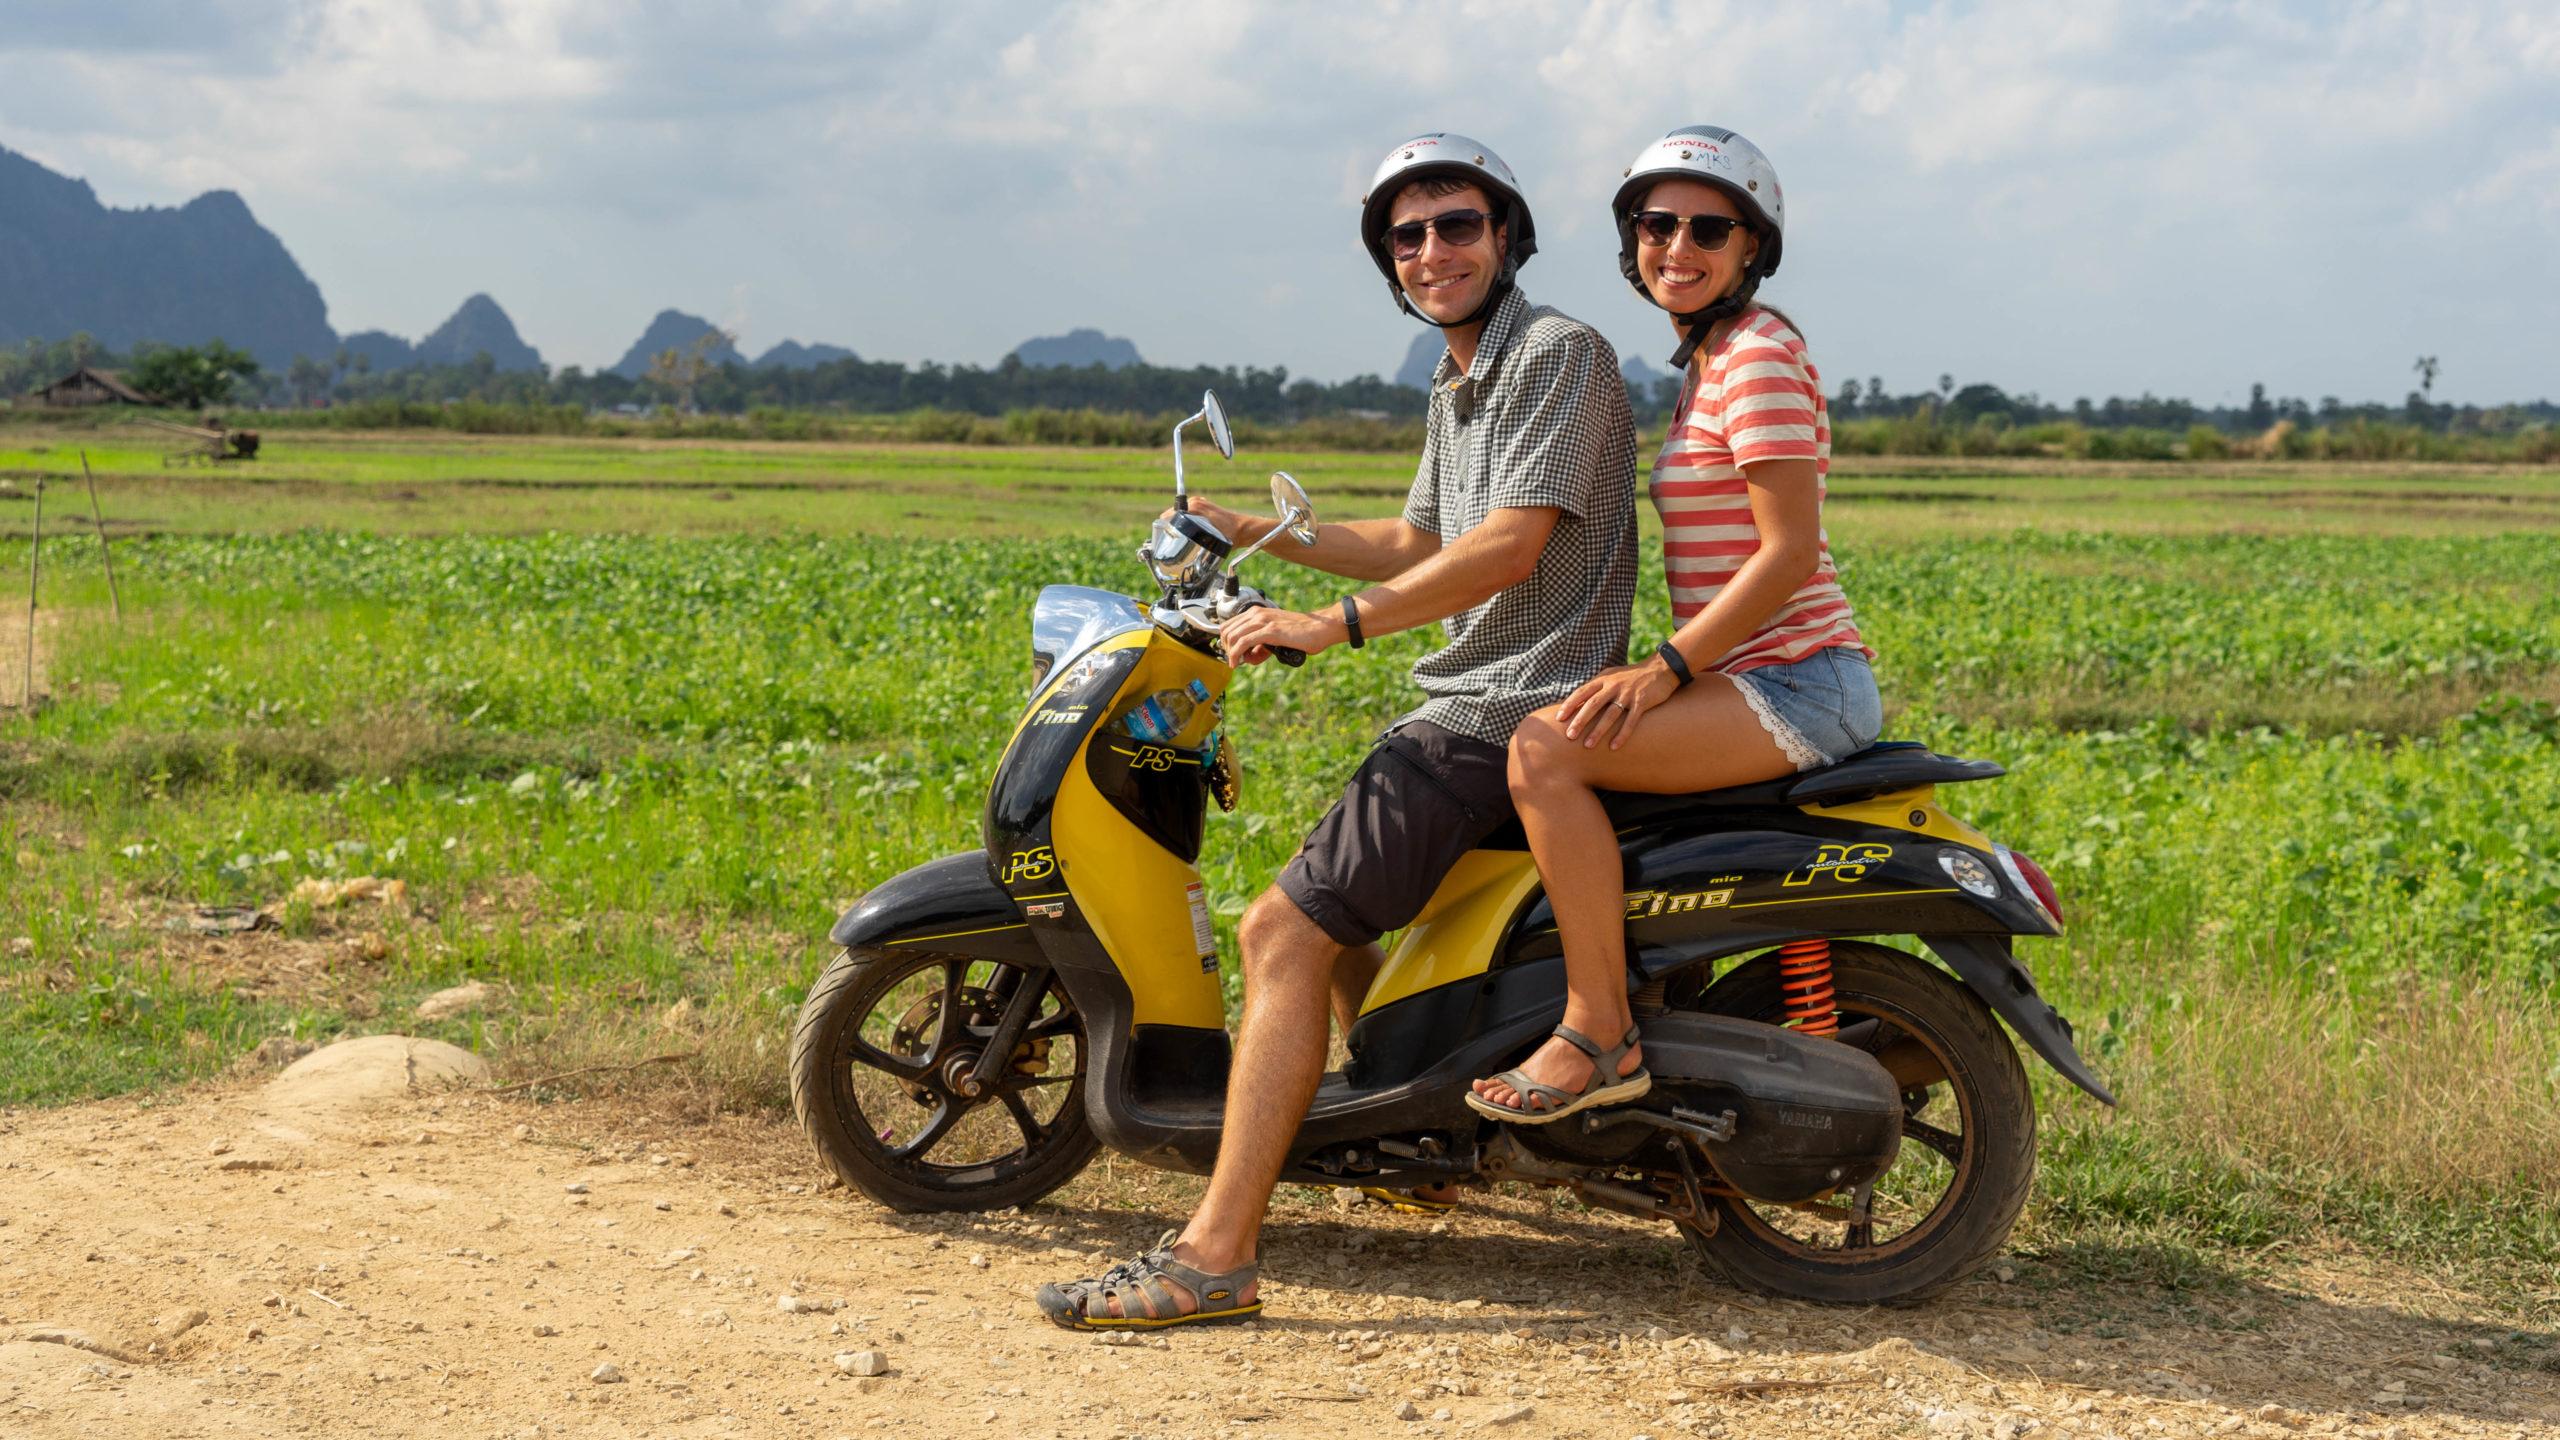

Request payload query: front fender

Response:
[828,851,1045,966]
[1925,934,2116,1105]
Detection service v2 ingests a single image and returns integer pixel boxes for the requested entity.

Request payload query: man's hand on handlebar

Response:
[1159,497,1261,544]
[1219,605,1345,667]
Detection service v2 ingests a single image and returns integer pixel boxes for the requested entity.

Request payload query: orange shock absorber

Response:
[1776,938,1839,1037]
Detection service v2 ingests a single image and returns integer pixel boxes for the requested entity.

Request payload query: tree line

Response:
[8,331,2555,440]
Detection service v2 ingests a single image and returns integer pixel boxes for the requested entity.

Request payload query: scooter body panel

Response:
[826,850,1045,968]
[982,609,1230,1032]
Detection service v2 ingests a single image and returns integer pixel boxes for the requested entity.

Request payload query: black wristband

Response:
[1341,596,1366,649]
[1654,640,1694,687]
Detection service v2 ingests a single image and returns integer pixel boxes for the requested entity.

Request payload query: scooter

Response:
[792,391,2114,1303]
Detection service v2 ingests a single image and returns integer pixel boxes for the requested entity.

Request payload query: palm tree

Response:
[2412,355,2439,402]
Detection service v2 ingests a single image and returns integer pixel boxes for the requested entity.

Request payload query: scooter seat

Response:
[1601,741,2004,828]
[1480,742,2004,848]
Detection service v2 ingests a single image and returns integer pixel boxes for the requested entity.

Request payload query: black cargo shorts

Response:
[1276,720,1515,947]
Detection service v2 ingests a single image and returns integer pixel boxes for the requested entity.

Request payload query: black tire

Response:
[1680,941,2036,1303]
[789,946,1098,1213]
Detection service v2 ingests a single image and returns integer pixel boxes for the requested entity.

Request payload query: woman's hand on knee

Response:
[1559,662,1680,750]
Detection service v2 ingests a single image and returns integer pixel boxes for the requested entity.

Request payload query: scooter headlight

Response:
[1938,849,2001,899]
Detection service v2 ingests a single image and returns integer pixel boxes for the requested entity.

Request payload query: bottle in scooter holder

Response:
[1124,678,1213,745]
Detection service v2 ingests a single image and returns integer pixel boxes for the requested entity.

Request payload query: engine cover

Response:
[1636,1012,1903,1202]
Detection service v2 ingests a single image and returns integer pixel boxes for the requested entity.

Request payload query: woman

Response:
[1468,126,1880,1122]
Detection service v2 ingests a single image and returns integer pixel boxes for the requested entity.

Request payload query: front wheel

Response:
[789,946,1098,1212]
[1681,941,2037,1303]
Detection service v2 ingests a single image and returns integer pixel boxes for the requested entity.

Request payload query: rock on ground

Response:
[413,980,498,1022]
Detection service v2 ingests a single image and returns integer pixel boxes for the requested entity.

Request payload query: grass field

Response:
[4,425,2556,1319]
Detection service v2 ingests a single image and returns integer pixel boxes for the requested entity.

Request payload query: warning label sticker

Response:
[1185,882,1217,973]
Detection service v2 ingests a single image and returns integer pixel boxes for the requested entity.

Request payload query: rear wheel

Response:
[1679,941,2036,1303]
[789,946,1097,1212]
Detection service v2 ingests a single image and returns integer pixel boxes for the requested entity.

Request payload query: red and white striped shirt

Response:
[1650,307,1869,673]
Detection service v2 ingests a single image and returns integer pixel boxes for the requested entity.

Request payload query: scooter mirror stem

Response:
[1171,408,1198,508]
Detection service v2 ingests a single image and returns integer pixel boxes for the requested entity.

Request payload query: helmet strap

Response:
[1666,261,1765,370]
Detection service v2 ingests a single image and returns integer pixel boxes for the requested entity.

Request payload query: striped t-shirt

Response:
[1650,307,1869,673]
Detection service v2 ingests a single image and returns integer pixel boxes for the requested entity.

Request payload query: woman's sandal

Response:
[1035,1231,1262,1331]
[1357,1184,1461,1214]
[1463,1022,1651,1125]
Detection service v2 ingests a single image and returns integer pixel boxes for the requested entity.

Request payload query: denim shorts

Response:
[1727,647,1883,772]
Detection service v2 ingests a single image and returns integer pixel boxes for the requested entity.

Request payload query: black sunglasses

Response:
[1630,210,1744,250]
[1382,208,1492,260]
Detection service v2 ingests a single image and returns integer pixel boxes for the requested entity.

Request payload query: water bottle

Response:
[1125,679,1213,744]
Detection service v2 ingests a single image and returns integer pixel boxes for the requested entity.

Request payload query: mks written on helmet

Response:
[1359,133,1539,330]
[1611,125,1784,368]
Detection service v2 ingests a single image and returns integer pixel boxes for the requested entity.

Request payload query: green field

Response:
[4,427,2556,1317]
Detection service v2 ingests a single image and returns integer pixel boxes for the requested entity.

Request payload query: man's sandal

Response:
[1463,1022,1651,1125]
[1035,1232,1262,1331]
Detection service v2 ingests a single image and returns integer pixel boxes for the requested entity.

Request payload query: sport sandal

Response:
[1464,1023,1651,1125]
[1035,1231,1262,1331]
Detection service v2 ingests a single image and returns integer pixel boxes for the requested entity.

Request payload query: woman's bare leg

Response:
[1476,678,1795,1110]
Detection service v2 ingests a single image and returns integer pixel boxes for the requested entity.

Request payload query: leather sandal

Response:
[1357,1185,1461,1214]
[1035,1231,1262,1330]
[1464,1023,1650,1125]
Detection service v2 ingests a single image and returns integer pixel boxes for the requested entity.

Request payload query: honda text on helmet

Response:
[1611,125,1784,367]
[1360,132,1539,330]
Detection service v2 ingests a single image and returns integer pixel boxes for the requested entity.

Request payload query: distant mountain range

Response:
[608,309,743,379]
[6,142,1379,386]
[342,293,544,373]
[751,339,857,370]
[1012,328,1142,369]
[0,143,334,370]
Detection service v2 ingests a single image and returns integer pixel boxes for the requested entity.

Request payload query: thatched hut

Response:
[33,366,158,407]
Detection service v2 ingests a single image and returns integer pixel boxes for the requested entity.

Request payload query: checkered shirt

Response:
[1396,287,1640,745]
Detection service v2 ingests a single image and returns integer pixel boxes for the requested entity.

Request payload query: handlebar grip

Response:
[1273,646,1306,668]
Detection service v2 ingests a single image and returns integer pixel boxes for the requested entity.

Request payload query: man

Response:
[1036,133,1638,1329]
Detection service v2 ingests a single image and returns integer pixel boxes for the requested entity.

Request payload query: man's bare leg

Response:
[1117,885,1338,1310]
[1086,897,1449,1316]
[1332,941,1383,1039]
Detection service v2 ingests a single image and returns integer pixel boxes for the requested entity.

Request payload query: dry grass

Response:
[2119,971,2560,1204]
[1945,667,2560,736]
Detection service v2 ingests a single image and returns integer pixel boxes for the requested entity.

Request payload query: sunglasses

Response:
[1382,208,1493,260]
[1630,210,1744,250]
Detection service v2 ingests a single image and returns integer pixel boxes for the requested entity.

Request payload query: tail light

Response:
[1996,846,2066,930]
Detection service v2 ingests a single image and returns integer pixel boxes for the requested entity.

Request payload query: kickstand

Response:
[1666,1137,1718,1238]
[1844,1178,1878,1250]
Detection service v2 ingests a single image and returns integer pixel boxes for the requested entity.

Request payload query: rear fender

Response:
[827,851,1046,967]
[1925,934,2116,1105]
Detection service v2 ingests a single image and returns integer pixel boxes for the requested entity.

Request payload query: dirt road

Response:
[2,1043,2553,1440]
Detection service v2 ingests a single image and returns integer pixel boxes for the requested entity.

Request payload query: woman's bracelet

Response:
[1654,640,1695,688]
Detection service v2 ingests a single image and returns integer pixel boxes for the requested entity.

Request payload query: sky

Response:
[3,0,2555,405]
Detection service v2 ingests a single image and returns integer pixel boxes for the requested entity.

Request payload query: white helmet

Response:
[1359,132,1538,328]
[1609,126,1785,366]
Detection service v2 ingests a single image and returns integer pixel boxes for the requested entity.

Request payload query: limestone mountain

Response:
[611,309,744,379]
[0,143,335,370]
[339,330,415,372]
[1394,331,1445,389]
[753,340,857,369]
[413,294,543,372]
[1621,352,1677,408]
[1010,328,1141,370]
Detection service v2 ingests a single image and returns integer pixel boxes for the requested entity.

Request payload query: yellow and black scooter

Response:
[792,392,2114,1302]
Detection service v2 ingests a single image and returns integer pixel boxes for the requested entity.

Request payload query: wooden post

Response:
[21,474,39,710]
[81,452,121,621]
